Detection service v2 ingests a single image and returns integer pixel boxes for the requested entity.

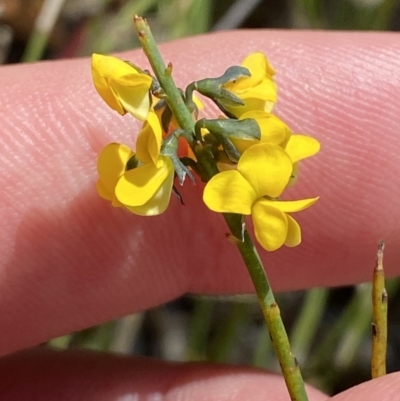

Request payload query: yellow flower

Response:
[96,143,174,216]
[96,111,174,216]
[285,134,321,186]
[285,134,320,163]
[203,144,318,251]
[135,110,163,165]
[224,112,320,180]
[222,52,277,118]
[91,53,153,121]
[229,110,291,154]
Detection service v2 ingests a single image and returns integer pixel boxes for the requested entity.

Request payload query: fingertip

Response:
[0,349,327,401]
[331,372,400,401]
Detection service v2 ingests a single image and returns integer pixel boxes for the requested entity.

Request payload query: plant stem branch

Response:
[372,241,387,378]
[134,16,309,400]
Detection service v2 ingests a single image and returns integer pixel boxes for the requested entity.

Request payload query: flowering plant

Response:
[92,16,320,401]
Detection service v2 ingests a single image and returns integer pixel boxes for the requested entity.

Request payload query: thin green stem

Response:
[134,16,309,401]
[134,17,194,134]
[372,241,387,378]
[226,216,308,400]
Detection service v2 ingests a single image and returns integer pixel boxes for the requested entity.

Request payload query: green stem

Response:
[134,17,194,135]
[134,16,309,401]
[371,241,387,378]
[226,215,308,400]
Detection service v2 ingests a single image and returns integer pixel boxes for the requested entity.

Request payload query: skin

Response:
[0,29,400,399]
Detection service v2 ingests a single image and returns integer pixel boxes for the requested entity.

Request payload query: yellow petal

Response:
[97,143,133,194]
[136,110,162,165]
[229,52,275,90]
[238,79,277,102]
[287,162,299,187]
[92,54,137,115]
[96,179,113,201]
[285,135,320,163]
[229,137,258,155]
[222,79,277,118]
[123,158,174,216]
[252,199,288,251]
[115,157,172,207]
[240,110,291,146]
[92,54,141,78]
[221,53,277,117]
[284,215,301,247]
[260,197,319,213]
[91,53,152,120]
[223,98,275,118]
[203,170,257,215]
[193,94,204,110]
[242,52,275,79]
[238,144,292,198]
[110,79,152,121]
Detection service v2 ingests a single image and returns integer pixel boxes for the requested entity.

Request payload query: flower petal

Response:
[285,135,320,163]
[233,52,275,90]
[115,157,172,207]
[221,53,277,117]
[203,170,257,215]
[222,80,277,117]
[96,179,113,201]
[136,110,162,165]
[91,53,152,120]
[97,143,133,194]
[284,215,301,247]
[238,144,293,198]
[92,54,140,78]
[111,79,152,121]
[92,54,140,115]
[240,110,291,145]
[238,79,277,102]
[242,52,275,78]
[252,199,288,251]
[123,158,174,216]
[260,197,319,213]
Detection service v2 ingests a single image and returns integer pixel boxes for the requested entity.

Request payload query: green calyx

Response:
[195,117,261,162]
[187,66,251,118]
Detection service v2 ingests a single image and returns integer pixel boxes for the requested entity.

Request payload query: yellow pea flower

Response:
[96,142,174,216]
[222,52,277,118]
[285,134,321,186]
[203,144,318,251]
[229,110,292,154]
[91,53,153,121]
[225,113,320,183]
[285,134,320,163]
[135,110,163,165]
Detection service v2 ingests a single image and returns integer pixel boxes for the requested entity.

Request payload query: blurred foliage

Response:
[2,0,400,397]
[1,0,400,62]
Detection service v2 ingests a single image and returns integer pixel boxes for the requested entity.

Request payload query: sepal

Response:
[162,131,195,185]
[194,66,251,111]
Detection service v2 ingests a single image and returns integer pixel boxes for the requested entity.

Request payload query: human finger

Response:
[0,348,327,401]
[1,30,400,354]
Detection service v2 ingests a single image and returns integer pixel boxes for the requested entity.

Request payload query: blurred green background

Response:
[1,0,400,63]
[1,0,400,396]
